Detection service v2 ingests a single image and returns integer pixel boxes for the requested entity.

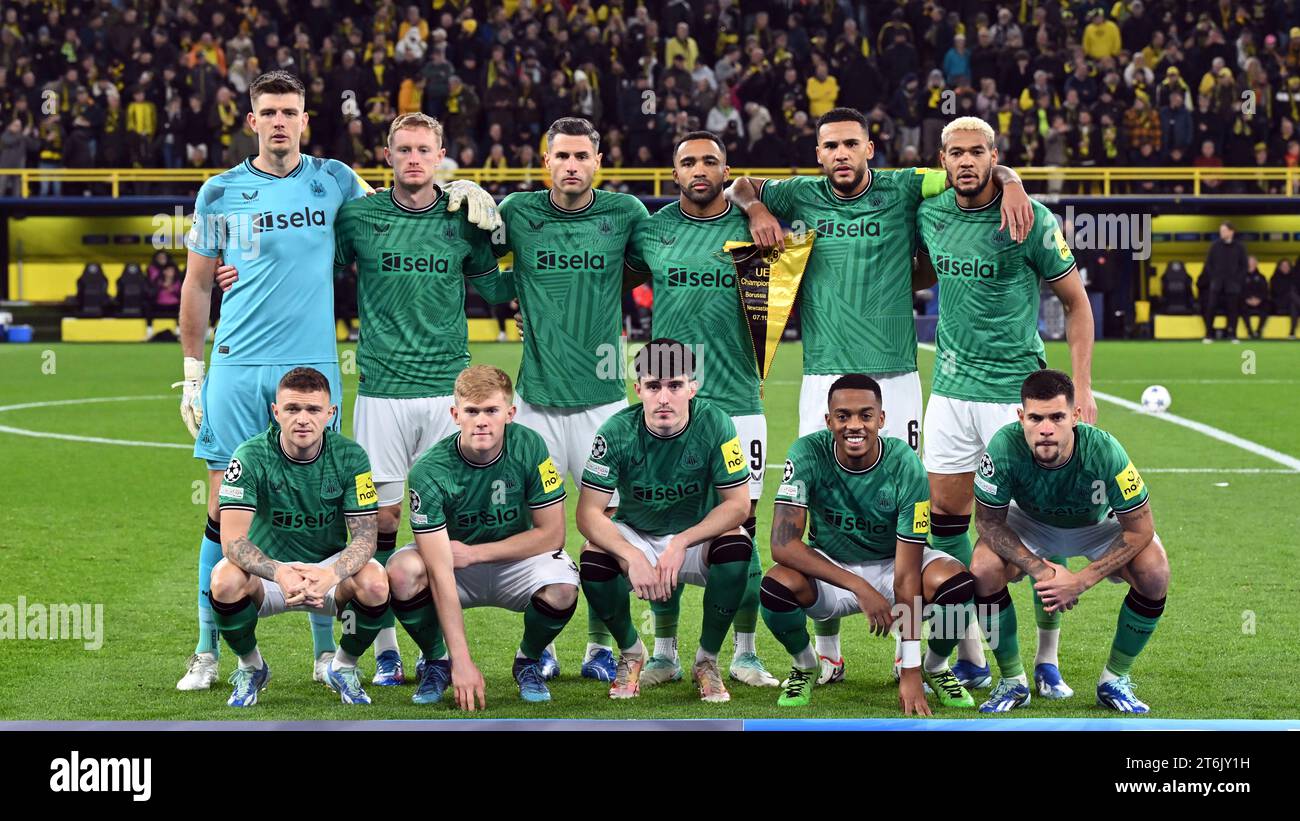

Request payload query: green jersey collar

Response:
[643,399,693,440]
[275,428,325,465]
[390,186,443,214]
[547,188,596,215]
[455,431,507,469]
[955,189,1002,213]
[678,201,733,222]
[823,167,873,202]
[832,435,884,474]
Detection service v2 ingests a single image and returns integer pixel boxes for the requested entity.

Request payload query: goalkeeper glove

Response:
[445,179,503,232]
[172,356,204,439]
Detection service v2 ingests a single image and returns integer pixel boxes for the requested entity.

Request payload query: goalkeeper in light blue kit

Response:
[175,70,500,690]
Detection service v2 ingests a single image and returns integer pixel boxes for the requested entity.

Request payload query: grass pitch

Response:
[0,340,1296,720]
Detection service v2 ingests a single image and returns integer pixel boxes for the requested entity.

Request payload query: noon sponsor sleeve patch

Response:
[721,436,746,475]
[912,500,930,535]
[538,457,562,494]
[1114,460,1145,502]
[355,471,378,507]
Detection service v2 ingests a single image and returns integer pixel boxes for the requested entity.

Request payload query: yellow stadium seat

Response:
[61,317,148,342]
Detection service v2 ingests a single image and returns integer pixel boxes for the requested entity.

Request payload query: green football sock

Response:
[209,593,259,657]
[521,594,576,660]
[732,547,762,635]
[339,596,388,659]
[580,555,639,650]
[929,529,972,567]
[374,538,397,632]
[650,584,683,655]
[391,587,446,659]
[1034,555,1066,630]
[1107,590,1165,676]
[586,607,615,649]
[976,587,1023,679]
[699,551,749,655]
[812,617,841,637]
[759,580,813,661]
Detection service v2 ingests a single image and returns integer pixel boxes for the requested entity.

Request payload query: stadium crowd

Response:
[2,0,1300,197]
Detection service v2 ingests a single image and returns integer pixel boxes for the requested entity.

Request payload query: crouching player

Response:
[577,339,753,702]
[385,365,577,707]
[760,375,977,712]
[972,370,1168,714]
[210,367,388,706]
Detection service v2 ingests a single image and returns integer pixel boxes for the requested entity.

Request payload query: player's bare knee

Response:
[536,582,578,611]
[386,550,425,599]
[1131,537,1170,599]
[353,563,389,605]
[969,543,1005,594]
[579,547,621,581]
[761,564,813,609]
[206,470,224,519]
[209,559,250,602]
[925,559,976,605]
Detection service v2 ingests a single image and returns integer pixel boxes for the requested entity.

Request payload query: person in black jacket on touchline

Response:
[1200,221,1249,342]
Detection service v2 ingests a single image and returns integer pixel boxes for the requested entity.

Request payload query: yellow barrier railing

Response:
[2,166,1298,198]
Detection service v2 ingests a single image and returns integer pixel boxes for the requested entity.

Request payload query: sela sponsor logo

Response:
[631,481,702,502]
[456,508,520,529]
[932,253,995,279]
[249,207,328,233]
[535,249,606,270]
[666,266,735,288]
[814,217,882,238]
[820,508,890,536]
[379,252,451,274]
[50,750,151,802]
[271,508,338,530]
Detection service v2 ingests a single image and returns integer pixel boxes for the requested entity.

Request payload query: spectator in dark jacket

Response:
[1200,222,1249,341]
[1241,257,1271,338]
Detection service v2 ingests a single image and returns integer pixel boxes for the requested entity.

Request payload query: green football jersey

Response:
[406,421,566,544]
[334,189,506,399]
[973,422,1149,528]
[917,190,1076,403]
[773,430,930,563]
[496,189,649,407]
[758,168,946,375]
[625,201,762,416]
[217,426,378,564]
[580,398,750,536]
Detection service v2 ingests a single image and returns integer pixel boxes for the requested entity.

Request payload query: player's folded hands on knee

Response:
[628,557,659,601]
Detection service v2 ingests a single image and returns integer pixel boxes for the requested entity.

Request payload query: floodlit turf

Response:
[0,340,1296,720]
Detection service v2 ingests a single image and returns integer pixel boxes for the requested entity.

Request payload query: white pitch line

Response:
[915,342,1300,472]
[0,395,191,450]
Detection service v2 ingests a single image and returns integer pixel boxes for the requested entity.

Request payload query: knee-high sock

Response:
[372,532,399,654]
[1107,589,1165,676]
[976,587,1023,679]
[208,592,258,657]
[1033,556,1065,665]
[391,586,446,659]
[579,552,638,651]
[586,600,615,649]
[926,571,978,660]
[196,516,223,656]
[650,584,683,656]
[698,536,752,655]
[521,592,577,660]
[732,546,762,655]
[339,596,388,660]
[812,617,842,660]
[930,514,984,664]
[759,577,817,669]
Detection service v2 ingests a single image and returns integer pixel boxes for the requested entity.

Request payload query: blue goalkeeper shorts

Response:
[194,362,344,470]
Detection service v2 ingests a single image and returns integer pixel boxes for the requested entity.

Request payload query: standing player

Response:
[760,375,976,711]
[181,72,500,690]
[331,113,517,686]
[916,116,1096,693]
[385,366,577,707]
[622,131,778,689]
[724,106,1033,684]
[971,370,1168,713]
[494,117,650,680]
[577,340,753,702]
[210,367,387,706]
[176,71,370,690]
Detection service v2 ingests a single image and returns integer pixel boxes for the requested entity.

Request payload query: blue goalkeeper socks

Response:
[196,516,222,657]
[310,612,337,657]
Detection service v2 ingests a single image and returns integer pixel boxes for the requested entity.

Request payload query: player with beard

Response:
[622,131,778,689]
[916,117,1096,698]
[725,107,1034,686]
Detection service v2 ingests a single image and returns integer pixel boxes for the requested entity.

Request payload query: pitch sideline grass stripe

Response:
[0,395,191,450]
[914,342,1300,472]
